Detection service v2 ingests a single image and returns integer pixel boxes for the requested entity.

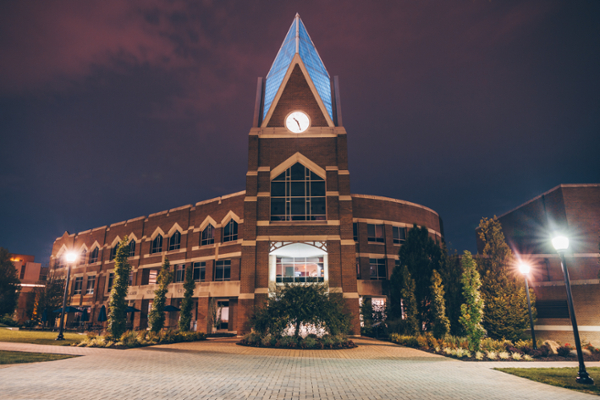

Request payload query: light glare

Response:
[518,262,531,275]
[65,251,78,263]
[552,235,569,251]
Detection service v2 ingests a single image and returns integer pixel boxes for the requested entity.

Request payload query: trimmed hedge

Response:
[75,329,207,348]
[239,333,356,349]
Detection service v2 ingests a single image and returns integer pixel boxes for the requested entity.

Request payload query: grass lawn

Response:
[0,350,76,365]
[0,328,83,346]
[497,367,600,395]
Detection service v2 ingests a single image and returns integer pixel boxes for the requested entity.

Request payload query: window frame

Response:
[128,240,136,257]
[393,226,406,245]
[193,262,206,282]
[201,224,215,246]
[86,275,95,295]
[73,276,83,295]
[214,260,231,281]
[174,264,185,283]
[369,258,387,280]
[169,231,181,251]
[89,248,99,264]
[222,220,238,242]
[367,224,385,243]
[150,235,163,254]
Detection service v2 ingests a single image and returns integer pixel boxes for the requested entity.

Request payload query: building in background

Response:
[482,184,600,344]
[10,254,45,323]
[49,15,443,335]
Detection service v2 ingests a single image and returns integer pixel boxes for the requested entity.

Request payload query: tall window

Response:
[193,262,205,282]
[367,224,385,243]
[107,273,114,291]
[271,162,326,221]
[169,231,181,251]
[356,258,361,279]
[369,258,387,280]
[174,264,185,283]
[214,260,231,281]
[276,257,324,283]
[151,235,163,254]
[201,225,214,246]
[128,240,136,257]
[110,244,118,260]
[89,248,99,264]
[73,277,83,294]
[86,276,95,295]
[223,220,238,242]
[55,255,65,269]
[353,223,358,242]
[393,226,406,244]
[141,269,158,285]
[79,250,87,266]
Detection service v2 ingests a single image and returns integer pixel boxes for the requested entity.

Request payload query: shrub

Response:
[511,352,522,360]
[279,336,298,348]
[120,331,138,348]
[303,336,317,349]
[321,335,333,348]
[557,346,571,357]
[416,335,428,349]
[486,351,497,360]
[425,334,440,349]
[498,351,510,360]
[537,345,550,357]
[475,351,484,360]
[480,337,505,353]
[523,354,533,361]
[520,346,533,355]
[0,315,18,327]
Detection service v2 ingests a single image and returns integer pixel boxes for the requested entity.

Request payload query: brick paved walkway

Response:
[0,337,596,399]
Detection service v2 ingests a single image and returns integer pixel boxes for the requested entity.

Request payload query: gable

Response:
[266,65,329,128]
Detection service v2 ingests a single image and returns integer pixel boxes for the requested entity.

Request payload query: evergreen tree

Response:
[390,265,419,335]
[108,237,132,339]
[360,297,374,330]
[396,225,443,330]
[178,263,195,331]
[439,247,464,336]
[33,270,65,328]
[430,269,451,338]
[0,248,21,317]
[149,257,172,333]
[478,216,533,340]
[459,251,485,351]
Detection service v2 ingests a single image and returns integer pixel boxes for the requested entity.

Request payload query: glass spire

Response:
[263,14,332,122]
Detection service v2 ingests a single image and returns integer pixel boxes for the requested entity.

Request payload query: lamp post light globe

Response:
[56,251,77,341]
[551,235,569,251]
[65,251,78,263]
[518,261,536,349]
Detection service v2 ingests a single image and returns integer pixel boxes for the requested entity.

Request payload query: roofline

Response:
[497,183,600,219]
[351,194,439,216]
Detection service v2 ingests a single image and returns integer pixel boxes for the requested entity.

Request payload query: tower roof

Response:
[263,14,332,121]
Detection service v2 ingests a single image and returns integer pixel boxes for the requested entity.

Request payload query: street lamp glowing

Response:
[65,251,78,263]
[518,262,531,275]
[552,235,569,251]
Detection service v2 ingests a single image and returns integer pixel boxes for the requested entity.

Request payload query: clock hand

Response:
[293,117,301,130]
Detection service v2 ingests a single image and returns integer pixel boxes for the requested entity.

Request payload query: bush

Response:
[120,331,138,348]
[302,336,317,349]
[557,346,571,357]
[537,344,550,357]
[0,315,18,327]
[480,337,505,352]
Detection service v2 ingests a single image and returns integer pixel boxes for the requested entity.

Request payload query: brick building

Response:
[10,254,45,323]
[49,15,443,335]
[480,184,600,345]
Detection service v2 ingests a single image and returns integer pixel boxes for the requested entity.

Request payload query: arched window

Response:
[151,235,163,254]
[271,162,326,221]
[201,224,214,246]
[79,249,87,266]
[169,231,181,251]
[110,244,118,260]
[89,248,99,264]
[128,240,136,257]
[223,220,238,242]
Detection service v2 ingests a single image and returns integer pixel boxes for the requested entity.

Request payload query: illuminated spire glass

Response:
[263,14,332,121]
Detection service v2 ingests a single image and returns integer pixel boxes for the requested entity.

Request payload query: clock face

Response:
[285,111,310,133]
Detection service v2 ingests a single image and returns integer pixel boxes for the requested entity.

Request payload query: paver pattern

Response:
[0,337,596,399]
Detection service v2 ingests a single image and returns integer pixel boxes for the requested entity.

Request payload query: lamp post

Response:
[552,235,594,385]
[518,262,537,350]
[56,251,77,341]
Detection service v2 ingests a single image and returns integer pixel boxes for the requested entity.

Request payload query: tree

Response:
[430,269,451,339]
[33,270,66,328]
[179,263,195,331]
[478,217,534,340]
[148,257,172,333]
[395,225,444,330]
[107,237,132,339]
[439,246,464,336]
[0,248,20,317]
[459,251,485,351]
[251,283,351,338]
[388,264,419,335]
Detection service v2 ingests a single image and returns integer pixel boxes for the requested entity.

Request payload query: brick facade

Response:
[49,16,443,336]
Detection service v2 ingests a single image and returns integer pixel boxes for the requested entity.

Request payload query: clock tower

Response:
[239,14,360,334]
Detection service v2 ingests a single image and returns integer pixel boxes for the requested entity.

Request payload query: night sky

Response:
[1,1,599,264]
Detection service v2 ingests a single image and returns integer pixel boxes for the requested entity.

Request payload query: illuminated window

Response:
[193,262,205,282]
[214,260,231,281]
[271,163,326,221]
[73,277,83,294]
[86,276,95,295]
[89,248,99,264]
[201,225,214,246]
[276,257,324,283]
[393,226,406,245]
[174,264,185,283]
[150,235,163,254]
[141,269,158,285]
[367,224,385,243]
[128,240,136,257]
[169,231,181,251]
[369,258,387,280]
[223,220,238,242]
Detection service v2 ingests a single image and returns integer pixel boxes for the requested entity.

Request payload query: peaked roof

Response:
[263,14,332,121]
